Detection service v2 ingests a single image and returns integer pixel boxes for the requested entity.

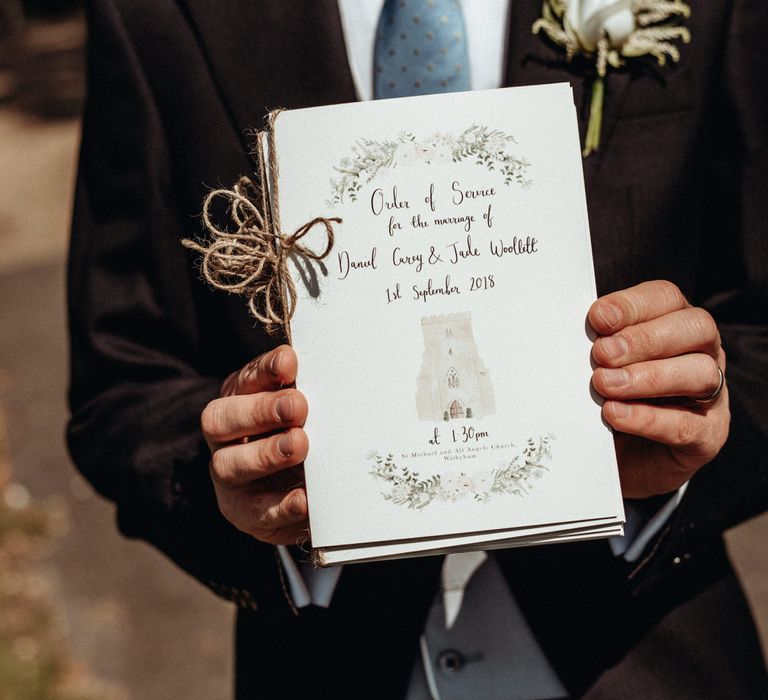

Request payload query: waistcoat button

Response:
[437,649,465,674]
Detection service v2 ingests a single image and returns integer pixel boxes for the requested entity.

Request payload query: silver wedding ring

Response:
[693,365,725,404]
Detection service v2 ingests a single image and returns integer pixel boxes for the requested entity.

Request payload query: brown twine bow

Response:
[182,111,341,337]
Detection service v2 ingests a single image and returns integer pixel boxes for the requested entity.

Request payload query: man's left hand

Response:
[589,280,730,499]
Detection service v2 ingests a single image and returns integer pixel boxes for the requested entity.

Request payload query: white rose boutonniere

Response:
[533,0,691,155]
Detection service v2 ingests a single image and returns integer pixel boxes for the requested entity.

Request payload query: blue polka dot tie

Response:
[374,0,471,99]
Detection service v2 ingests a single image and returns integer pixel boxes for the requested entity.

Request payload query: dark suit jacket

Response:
[67,1,768,697]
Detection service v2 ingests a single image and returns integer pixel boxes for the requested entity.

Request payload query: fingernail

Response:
[601,368,628,388]
[269,350,283,377]
[289,492,304,515]
[611,402,632,419]
[597,303,623,329]
[601,335,629,360]
[277,433,292,457]
[275,396,294,422]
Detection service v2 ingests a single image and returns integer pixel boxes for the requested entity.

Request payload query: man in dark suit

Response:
[67,1,768,697]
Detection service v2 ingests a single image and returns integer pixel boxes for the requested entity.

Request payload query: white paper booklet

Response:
[269,83,624,565]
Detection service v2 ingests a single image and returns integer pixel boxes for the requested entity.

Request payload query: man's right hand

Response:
[201,345,310,545]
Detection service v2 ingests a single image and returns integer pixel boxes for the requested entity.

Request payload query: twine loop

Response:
[182,111,341,335]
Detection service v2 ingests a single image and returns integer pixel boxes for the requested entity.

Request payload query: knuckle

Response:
[638,406,659,435]
[260,437,283,473]
[209,450,229,482]
[253,494,293,533]
[236,365,252,390]
[266,502,291,531]
[201,399,225,438]
[242,355,265,384]
[278,499,293,523]
[252,393,276,426]
[220,372,238,397]
[675,416,701,448]
[656,280,686,308]
[642,364,665,394]
[214,444,263,485]
[612,290,635,321]
[629,326,657,358]
[615,293,639,326]
[687,307,718,345]
[251,502,272,531]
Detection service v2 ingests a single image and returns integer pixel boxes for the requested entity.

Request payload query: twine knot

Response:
[182,114,341,336]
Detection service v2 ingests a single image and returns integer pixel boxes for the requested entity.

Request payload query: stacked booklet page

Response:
[267,83,624,565]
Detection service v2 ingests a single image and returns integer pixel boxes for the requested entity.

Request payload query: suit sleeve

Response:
[67,0,292,613]
[629,0,768,593]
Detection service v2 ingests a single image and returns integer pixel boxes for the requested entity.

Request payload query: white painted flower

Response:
[486,133,507,153]
[442,471,459,492]
[565,0,635,51]
[457,476,475,493]
[392,483,411,500]
[414,142,435,161]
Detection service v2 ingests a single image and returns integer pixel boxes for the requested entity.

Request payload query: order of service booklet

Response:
[267,83,625,565]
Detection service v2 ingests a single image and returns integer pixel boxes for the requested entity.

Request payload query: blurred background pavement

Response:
[0,3,765,699]
[0,3,231,699]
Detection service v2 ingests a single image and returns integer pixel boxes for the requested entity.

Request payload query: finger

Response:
[589,280,689,335]
[592,354,723,401]
[592,307,721,368]
[219,487,309,542]
[251,488,309,537]
[221,345,298,397]
[603,400,729,462]
[210,427,309,486]
[267,522,312,547]
[202,388,308,445]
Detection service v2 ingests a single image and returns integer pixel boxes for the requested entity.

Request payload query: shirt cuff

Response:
[610,482,689,562]
[276,545,343,608]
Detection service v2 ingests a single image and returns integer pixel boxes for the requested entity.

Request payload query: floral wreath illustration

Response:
[369,435,554,510]
[329,125,532,206]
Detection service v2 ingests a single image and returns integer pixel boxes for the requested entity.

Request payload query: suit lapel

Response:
[175,0,357,147]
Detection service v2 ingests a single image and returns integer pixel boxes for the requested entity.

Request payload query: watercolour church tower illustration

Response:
[416,312,495,422]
